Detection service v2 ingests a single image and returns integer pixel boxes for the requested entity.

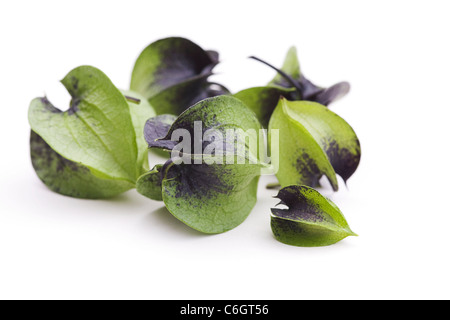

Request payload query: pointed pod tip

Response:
[343,179,350,190]
[332,183,339,192]
[347,229,358,237]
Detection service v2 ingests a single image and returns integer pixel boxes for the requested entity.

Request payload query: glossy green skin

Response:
[136,165,163,201]
[234,47,301,128]
[30,131,134,199]
[130,37,227,115]
[28,66,155,198]
[162,161,261,234]
[234,86,296,128]
[271,186,357,247]
[121,90,157,173]
[139,96,264,234]
[130,37,214,99]
[269,98,360,190]
[271,217,355,247]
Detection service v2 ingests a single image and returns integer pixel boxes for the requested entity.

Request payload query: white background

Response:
[1,0,449,300]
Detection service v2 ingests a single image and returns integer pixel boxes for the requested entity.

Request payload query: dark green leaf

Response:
[136,164,164,201]
[234,86,296,128]
[30,131,134,199]
[161,159,261,234]
[28,66,155,198]
[139,95,264,234]
[269,98,361,190]
[271,185,357,247]
[130,37,229,115]
[144,96,263,161]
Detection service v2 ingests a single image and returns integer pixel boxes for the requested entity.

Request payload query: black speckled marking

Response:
[68,97,81,115]
[154,38,217,90]
[71,76,79,91]
[30,130,133,199]
[144,115,178,150]
[30,131,83,174]
[147,38,229,115]
[40,97,62,114]
[295,152,322,188]
[325,140,361,183]
[150,78,229,116]
[165,163,234,200]
[272,186,324,223]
